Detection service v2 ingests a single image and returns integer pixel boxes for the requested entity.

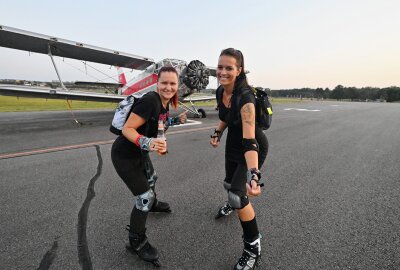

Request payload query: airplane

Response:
[0,25,218,118]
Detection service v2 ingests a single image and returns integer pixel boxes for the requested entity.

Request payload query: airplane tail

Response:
[117,67,127,86]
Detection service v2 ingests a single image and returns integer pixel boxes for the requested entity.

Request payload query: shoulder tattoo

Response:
[241,103,255,127]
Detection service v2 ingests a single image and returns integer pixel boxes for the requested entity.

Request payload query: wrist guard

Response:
[168,116,181,126]
[138,136,153,152]
[210,129,223,142]
[247,168,264,187]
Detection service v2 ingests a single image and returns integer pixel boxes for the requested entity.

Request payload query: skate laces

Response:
[220,203,233,215]
[236,237,261,268]
[238,250,253,266]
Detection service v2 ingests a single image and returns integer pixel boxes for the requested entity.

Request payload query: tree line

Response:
[265,85,400,102]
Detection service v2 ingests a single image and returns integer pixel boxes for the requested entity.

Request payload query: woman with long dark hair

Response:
[210,48,268,269]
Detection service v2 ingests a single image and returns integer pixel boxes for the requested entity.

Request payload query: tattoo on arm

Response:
[241,103,255,127]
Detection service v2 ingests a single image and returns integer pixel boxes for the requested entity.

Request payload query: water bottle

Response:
[157,119,167,155]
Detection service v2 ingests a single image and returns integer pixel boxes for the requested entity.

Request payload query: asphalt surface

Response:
[1,101,399,270]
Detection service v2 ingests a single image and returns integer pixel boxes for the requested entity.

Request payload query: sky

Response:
[1,0,399,89]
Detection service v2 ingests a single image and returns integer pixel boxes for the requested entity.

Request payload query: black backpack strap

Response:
[141,92,162,177]
[141,92,162,137]
[152,91,162,121]
[216,85,223,108]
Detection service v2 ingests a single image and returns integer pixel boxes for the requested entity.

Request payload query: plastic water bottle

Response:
[157,119,167,155]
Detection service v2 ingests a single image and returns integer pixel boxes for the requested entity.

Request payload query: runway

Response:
[1,101,399,269]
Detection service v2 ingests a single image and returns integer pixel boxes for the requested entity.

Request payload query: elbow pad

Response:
[242,138,259,153]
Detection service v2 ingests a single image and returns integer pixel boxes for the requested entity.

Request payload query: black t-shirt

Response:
[217,86,268,164]
[112,92,169,157]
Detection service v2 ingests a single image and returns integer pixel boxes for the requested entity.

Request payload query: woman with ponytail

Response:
[210,48,268,269]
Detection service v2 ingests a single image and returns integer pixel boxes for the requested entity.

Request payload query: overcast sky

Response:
[1,0,399,89]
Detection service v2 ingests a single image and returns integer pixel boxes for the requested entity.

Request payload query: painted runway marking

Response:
[0,125,216,159]
[284,108,321,112]
[171,119,202,127]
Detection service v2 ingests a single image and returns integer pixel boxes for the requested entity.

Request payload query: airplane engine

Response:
[179,60,210,97]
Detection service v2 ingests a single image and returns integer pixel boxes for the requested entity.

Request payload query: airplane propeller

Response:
[182,60,210,91]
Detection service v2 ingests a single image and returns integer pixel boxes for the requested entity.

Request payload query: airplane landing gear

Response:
[198,108,206,118]
[179,100,207,119]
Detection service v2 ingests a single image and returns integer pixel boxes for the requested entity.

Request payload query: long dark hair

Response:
[219,48,249,92]
[157,66,179,109]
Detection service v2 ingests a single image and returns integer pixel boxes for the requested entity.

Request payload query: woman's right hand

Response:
[210,136,219,148]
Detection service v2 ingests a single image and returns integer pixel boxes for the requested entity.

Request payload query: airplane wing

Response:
[74,81,122,88]
[182,95,215,102]
[206,66,249,77]
[207,66,217,77]
[0,83,215,103]
[0,25,217,107]
[0,84,124,103]
[0,25,154,70]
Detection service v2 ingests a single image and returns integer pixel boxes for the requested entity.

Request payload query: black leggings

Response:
[224,134,268,197]
[224,160,248,197]
[111,144,155,233]
[111,146,154,196]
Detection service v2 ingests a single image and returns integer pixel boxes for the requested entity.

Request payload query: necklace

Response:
[223,92,232,108]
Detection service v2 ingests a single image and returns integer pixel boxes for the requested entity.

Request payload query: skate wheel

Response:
[152,260,161,267]
[215,212,224,219]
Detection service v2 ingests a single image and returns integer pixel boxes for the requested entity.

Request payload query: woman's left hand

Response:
[151,138,167,153]
[246,180,261,197]
[178,111,188,124]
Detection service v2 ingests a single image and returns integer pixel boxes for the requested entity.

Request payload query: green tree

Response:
[315,88,324,99]
[331,85,344,100]
[343,87,358,100]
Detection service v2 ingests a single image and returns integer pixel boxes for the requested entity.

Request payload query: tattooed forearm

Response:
[241,103,255,127]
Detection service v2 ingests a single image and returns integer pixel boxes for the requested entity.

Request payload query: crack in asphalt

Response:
[36,239,58,270]
[77,145,103,270]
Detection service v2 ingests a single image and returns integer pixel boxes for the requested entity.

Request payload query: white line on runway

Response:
[170,119,202,127]
[284,108,321,112]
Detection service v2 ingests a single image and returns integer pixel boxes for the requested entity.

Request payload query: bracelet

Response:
[173,116,180,124]
[210,129,223,141]
[168,116,181,126]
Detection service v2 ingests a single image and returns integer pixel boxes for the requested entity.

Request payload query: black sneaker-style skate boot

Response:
[126,226,161,267]
[150,199,171,213]
[215,202,234,219]
[233,235,261,270]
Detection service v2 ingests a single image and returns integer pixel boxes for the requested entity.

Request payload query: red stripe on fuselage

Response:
[117,67,127,85]
[122,74,158,96]
[118,73,127,85]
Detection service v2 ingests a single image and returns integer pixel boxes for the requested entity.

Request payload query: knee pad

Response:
[228,190,249,209]
[148,171,158,187]
[223,181,231,191]
[135,189,155,212]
